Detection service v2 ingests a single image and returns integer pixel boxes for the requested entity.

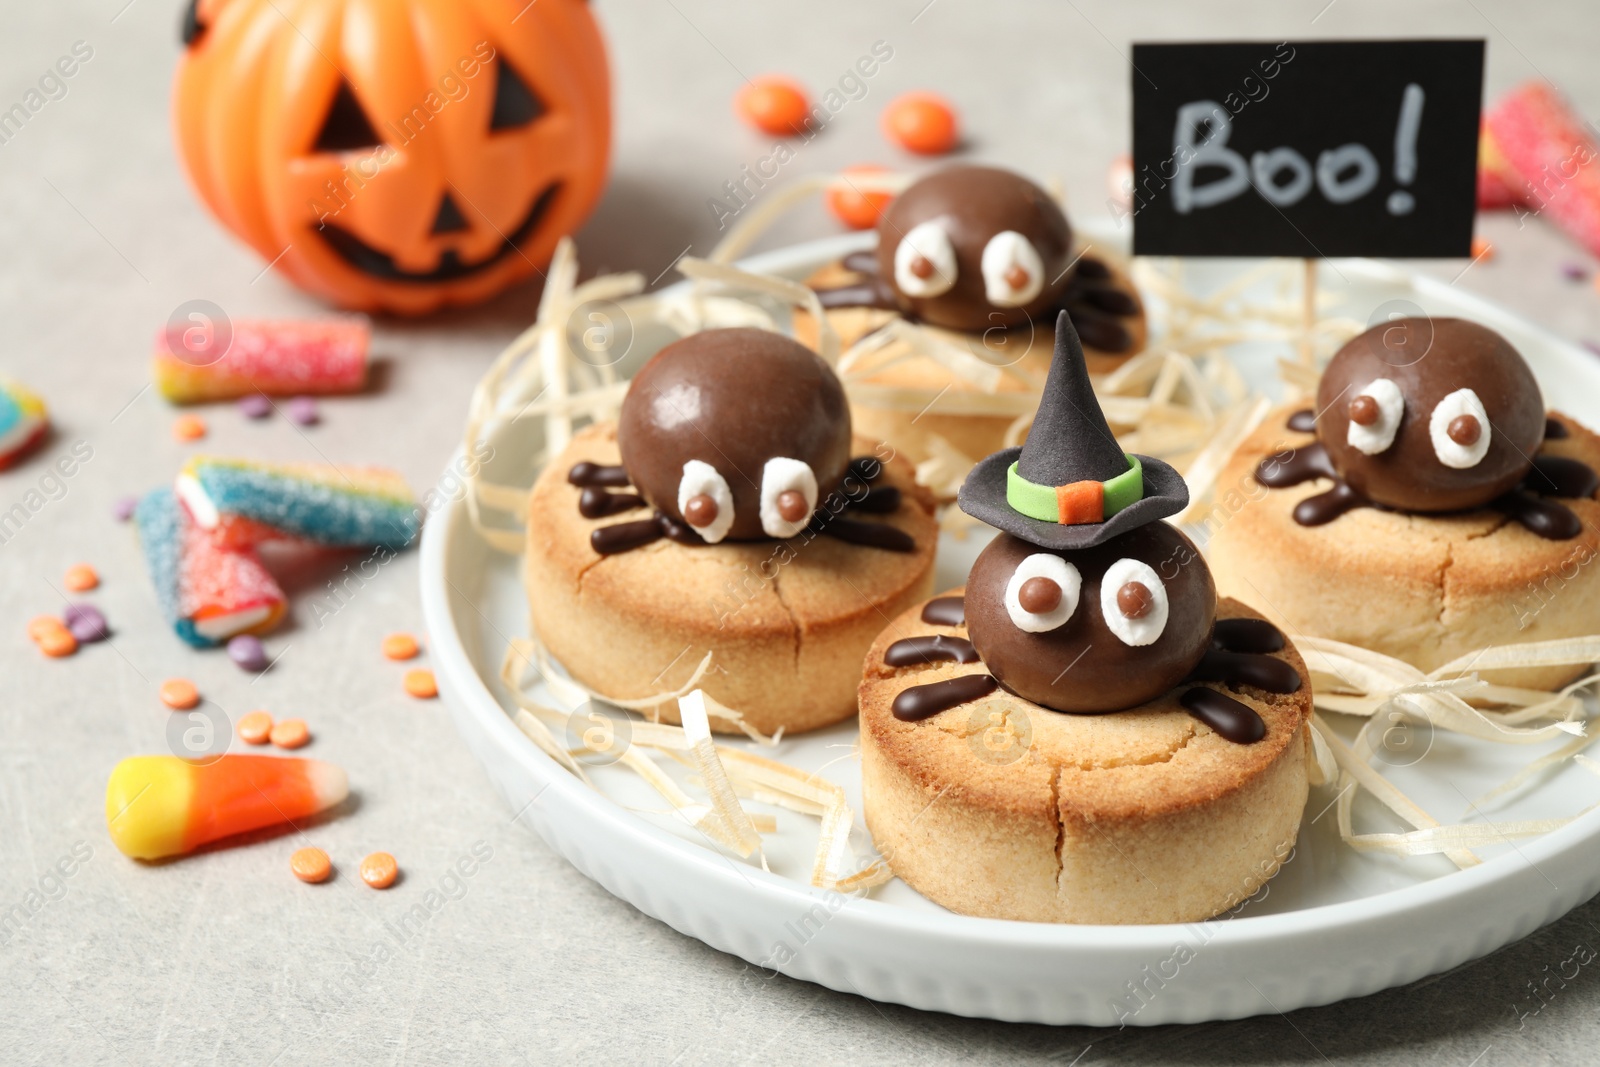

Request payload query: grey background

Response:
[3,0,1599,1063]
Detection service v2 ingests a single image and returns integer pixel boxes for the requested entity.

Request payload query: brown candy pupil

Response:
[1004,265,1030,290]
[1117,581,1154,619]
[909,255,935,280]
[1448,413,1481,446]
[776,489,810,523]
[1017,576,1061,614]
[683,493,719,527]
[1348,395,1380,426]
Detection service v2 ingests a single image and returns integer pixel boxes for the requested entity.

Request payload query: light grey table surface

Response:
[4,1,1600,1063]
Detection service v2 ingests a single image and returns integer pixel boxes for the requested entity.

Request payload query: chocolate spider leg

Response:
[840,250,879,274]
[1210,617,1285,655]
[589,516,666,555]
[1526,454,1600,500]
[568,462,632,488]
[1492,490,1583,540]
[1180,688,1266,744]
[1292,482,1367,526]
[813,276,899,311]
[816,516,916,552]
[1255,441,1339,488]
[577,487,646,519]
[848,455,886,482]
[845,485,902,514]
[1186,649,1301,695]
[884,634,980,667]
[892,673,998,721]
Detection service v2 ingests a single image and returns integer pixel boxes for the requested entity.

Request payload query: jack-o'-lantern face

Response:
[174,0,611,315]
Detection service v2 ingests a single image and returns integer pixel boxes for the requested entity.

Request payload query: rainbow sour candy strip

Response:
[135,488,287,648]
[176,456,420,550]
[0,377,48,469]
[106,755,349,860]
[152,318,368,404]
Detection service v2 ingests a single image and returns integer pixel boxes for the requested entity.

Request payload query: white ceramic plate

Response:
[420,231,1600,1026]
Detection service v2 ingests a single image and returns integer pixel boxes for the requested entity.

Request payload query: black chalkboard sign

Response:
[1130,40,1484,258]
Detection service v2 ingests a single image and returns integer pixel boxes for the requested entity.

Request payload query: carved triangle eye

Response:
[490,61,545,131]
[313,80,383,153]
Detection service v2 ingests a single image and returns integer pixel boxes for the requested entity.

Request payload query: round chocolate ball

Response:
[875,165,1073,332]
[965,525,1216,713]
[617,328,851,540]
[1316,317,1544,511]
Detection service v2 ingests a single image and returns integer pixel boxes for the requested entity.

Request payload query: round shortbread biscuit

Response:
[526,422,938,735]
[859,592,1312,925]
[791,255,1148,491]
[1206,407,1600,691]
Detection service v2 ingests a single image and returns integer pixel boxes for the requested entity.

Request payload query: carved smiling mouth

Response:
[315,183,560,283]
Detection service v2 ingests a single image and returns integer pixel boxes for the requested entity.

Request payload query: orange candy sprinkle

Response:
[37,625,77,658]
[826,165,896,230]
[172,414,207,441]
[1471,235,1495,261]
[359,852,398,889]
[290,847,332,884]
[28,615,65,641]
[735,76,811,136]
[402,668,437,699]
[237,710,273,745]
[63,564,99,592]
[381,632,420,661]
[882,92,960,155]
[270,717,310,749]
[159,678,200,710]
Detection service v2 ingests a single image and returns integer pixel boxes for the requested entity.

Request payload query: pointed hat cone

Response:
[957,313,1189,550]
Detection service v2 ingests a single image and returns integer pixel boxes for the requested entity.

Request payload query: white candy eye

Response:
[1429,388,1491,468]
[677,460,734,543]
[1099,558,1168,647]
[1004,553,1082,633]
[893,221,957,298]
[1346,378,1404,455]
[980,231,1045,307]
[759,457,817,538]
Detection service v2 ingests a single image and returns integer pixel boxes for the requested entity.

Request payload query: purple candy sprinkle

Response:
[238,393,273,419]
[63,603,108,643]
[227,634,269,671]
[1585,340,1600,358]
[286,396,320,426]
[112,495,138,522]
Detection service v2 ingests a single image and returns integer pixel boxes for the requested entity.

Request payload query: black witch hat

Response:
[957,312,1188,549]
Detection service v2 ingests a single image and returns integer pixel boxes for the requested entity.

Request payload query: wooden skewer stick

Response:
[1300,257,1318,366]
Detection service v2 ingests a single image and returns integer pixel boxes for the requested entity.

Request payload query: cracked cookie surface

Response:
[858,591,1311,924]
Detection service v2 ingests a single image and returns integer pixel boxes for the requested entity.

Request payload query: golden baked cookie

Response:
[1205,406,1600,690]
[525,422,937,735]
[859,592,1312,924]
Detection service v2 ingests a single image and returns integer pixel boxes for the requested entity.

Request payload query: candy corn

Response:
[1485,81,1600,255]
[105,754,348,860]
[0,377,48,470]
[175,456,420,550]
[152,319,369,404]
[134,488,287,648]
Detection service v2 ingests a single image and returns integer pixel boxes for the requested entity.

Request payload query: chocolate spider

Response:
[813,165,1140,352]
[1258,318,1599,539]
[571,328,913,555]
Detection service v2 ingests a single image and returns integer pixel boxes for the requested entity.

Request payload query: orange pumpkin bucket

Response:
[172,0,612,315]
